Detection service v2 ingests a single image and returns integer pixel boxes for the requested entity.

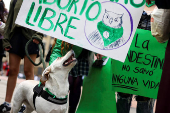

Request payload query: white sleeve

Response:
[0,22,5,35]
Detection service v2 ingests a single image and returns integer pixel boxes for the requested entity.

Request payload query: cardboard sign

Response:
[112,29,167,99]
[16,0,145,62]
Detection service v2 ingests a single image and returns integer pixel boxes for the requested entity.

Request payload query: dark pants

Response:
[117,93,155,113]
[156,40,170,113]
[68,76,83,113]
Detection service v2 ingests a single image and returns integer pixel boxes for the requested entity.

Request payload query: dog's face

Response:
[51,50,77,71]
[41,50,77,83]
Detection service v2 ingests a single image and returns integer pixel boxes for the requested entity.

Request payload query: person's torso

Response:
[8,0,35,39]
[137,11,151,31]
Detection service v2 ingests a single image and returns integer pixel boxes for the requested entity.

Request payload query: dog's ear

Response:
[40,67,51,85]
[40,74,49,85]
[40,71,50,85]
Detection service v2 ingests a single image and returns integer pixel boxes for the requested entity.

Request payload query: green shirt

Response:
[49,39,83,65]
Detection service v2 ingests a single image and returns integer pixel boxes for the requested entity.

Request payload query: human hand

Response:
[96,54,104,60]
[33,39,40,44]
[5,46,11,51]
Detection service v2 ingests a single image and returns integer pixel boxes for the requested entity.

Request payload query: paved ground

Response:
[0,76,36,113]
[0,76,155,113]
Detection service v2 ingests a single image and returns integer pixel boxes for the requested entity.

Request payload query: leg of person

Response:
[0,53,21,112]
[116,92,133,113]
[68,76,83,113]
[5,53,21,102]
[16,54,37,113]
[136,96,155,113]
[72,76,83,110]
[68,76,75,113]
[0,56,2,75]
[23,54,37,80]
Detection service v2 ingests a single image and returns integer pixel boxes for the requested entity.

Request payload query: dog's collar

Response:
[38,82,68,99]
[45,88,68,99]
[33,84,68,110]
[41,89,68,104]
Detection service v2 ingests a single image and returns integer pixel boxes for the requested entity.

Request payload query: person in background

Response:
[2,60,9,76]
[116,3,156,113]
[146,0,170,113]
[0,0,8,76]
[6,63,9,76]
[2,60,7,76]
[0,0,43,112]
[50,39,92,113]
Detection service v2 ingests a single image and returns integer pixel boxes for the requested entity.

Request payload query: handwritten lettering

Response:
[135,34,150,51]
[110,0,145,8]
[112,74,138,86]
[122,65,130,71]
[143,80,160,89]
[133,67,154,76]
[25,0,103,39]
[127,51,164,69]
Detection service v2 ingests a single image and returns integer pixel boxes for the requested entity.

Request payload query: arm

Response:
[3,0,14,50]
[32,32,44,44]
[95,54,104,60]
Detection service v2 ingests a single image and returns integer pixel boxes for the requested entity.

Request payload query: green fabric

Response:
[97,21,123,47]
[45,88,56,98]
[2,0,43,49]
[45,88,68,99]
[76,59,117,113]
[49,39,83,65]
[38,82,41,87]
[146,1,155,7]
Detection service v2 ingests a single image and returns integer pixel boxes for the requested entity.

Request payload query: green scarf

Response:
[97,21,124,47]
[146,1,155,7]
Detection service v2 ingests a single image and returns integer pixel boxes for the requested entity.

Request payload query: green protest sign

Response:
[111,29,167,99]
[77,59,117,113]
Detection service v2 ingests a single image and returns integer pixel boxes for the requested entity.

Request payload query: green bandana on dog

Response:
[97,21,124,47]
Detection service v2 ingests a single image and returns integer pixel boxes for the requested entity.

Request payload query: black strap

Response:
[33,84,67,110]
[33,92,38,110]
[33,84,44,110]
[41,91,67,105]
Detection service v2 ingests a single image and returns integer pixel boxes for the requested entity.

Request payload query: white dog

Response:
[11,50,77,113]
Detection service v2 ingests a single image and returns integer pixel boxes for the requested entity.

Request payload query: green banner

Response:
[77,59,117,113]
[112,29,167,99]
